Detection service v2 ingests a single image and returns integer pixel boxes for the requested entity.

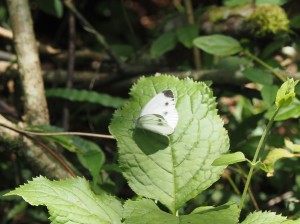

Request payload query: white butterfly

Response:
[135,89,179,135]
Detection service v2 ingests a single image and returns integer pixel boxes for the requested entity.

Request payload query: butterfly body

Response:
[136,90,179,135]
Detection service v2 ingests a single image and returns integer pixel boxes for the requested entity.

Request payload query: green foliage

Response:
[193,35,242,56]
[270,100,300,121]
[261,85,278,106]
[241,211,289,223]
[46,88,127,108]
[5,177,123,224]
[124,199,239,224]
[243,68,273,85]
[109,75,229,213]
[275,78,299,108]
[176,25,199,48]
[150,32,177,57]
[3,0,300,222]
[263,148,294,176]
[212,152,247,166]
[36,0,63,18]
[28,125,105,186]
[224,0,287,6]
[246,4,289,36]
[4,74,300,223]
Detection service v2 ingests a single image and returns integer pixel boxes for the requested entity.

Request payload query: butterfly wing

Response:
[136,114,174,135]
[139,90,179,129]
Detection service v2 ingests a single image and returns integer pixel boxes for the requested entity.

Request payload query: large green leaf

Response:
[5,177,123,224]
[109,75,229,213]
[150,32,177,57]
[123,199,239,224]
[193,35,242,56]
[46,88,126,108]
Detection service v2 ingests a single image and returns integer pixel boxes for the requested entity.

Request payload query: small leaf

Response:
[275,101,300,120]
[241,211,287,224]
[256,161,269,173]
[212,152,246,166]
[28,125,105,185]
[261,85,279,106]
[46,88,127,108]
[123,199,178,224]
[193,34,242,56]
[150,32,177,57]
[36,0,63,18]
[285,139,300,153]
[290,14,300,29]
[275,78,299,108]
[176,25,198,48]
[266,101,300,121]
[243,68,273,85]
[182,201,240,224]
[263,148,294,176]
[5,177,123,224]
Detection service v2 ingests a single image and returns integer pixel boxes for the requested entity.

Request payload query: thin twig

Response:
[183,0,201,70]
[0,122,115,139]
[63,0,123,71]
[63,7,76,131]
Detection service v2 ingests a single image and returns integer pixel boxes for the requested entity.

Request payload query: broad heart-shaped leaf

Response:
[5,176,123,224]
[241,211,288,224]
[193,34,242,56]
[123,198,239,224]
[109,75,229,213]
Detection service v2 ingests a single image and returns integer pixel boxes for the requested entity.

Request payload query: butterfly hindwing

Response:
[136,89,179,135]
[136,114,174,135]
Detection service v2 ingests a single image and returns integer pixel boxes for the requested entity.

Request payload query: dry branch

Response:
[7,0,49,125]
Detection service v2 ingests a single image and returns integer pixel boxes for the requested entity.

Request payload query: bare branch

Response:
[7,0,49,125]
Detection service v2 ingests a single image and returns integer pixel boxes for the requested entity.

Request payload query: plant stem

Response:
[239,106,280,210]
[243,50,286,82]
[184,0,201,70]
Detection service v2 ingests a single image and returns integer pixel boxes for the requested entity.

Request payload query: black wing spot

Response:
[163,90,174,98]
[163,111,168,116]
[165,102,169,106]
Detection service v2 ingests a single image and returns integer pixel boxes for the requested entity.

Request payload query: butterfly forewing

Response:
[139,90,178,129]
[136,89,179,135]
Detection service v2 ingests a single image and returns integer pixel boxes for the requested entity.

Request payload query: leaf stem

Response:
[239,106,280,210]
[243,50,286,82]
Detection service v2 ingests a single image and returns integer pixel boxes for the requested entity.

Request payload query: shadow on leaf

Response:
[133,129,169,155]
